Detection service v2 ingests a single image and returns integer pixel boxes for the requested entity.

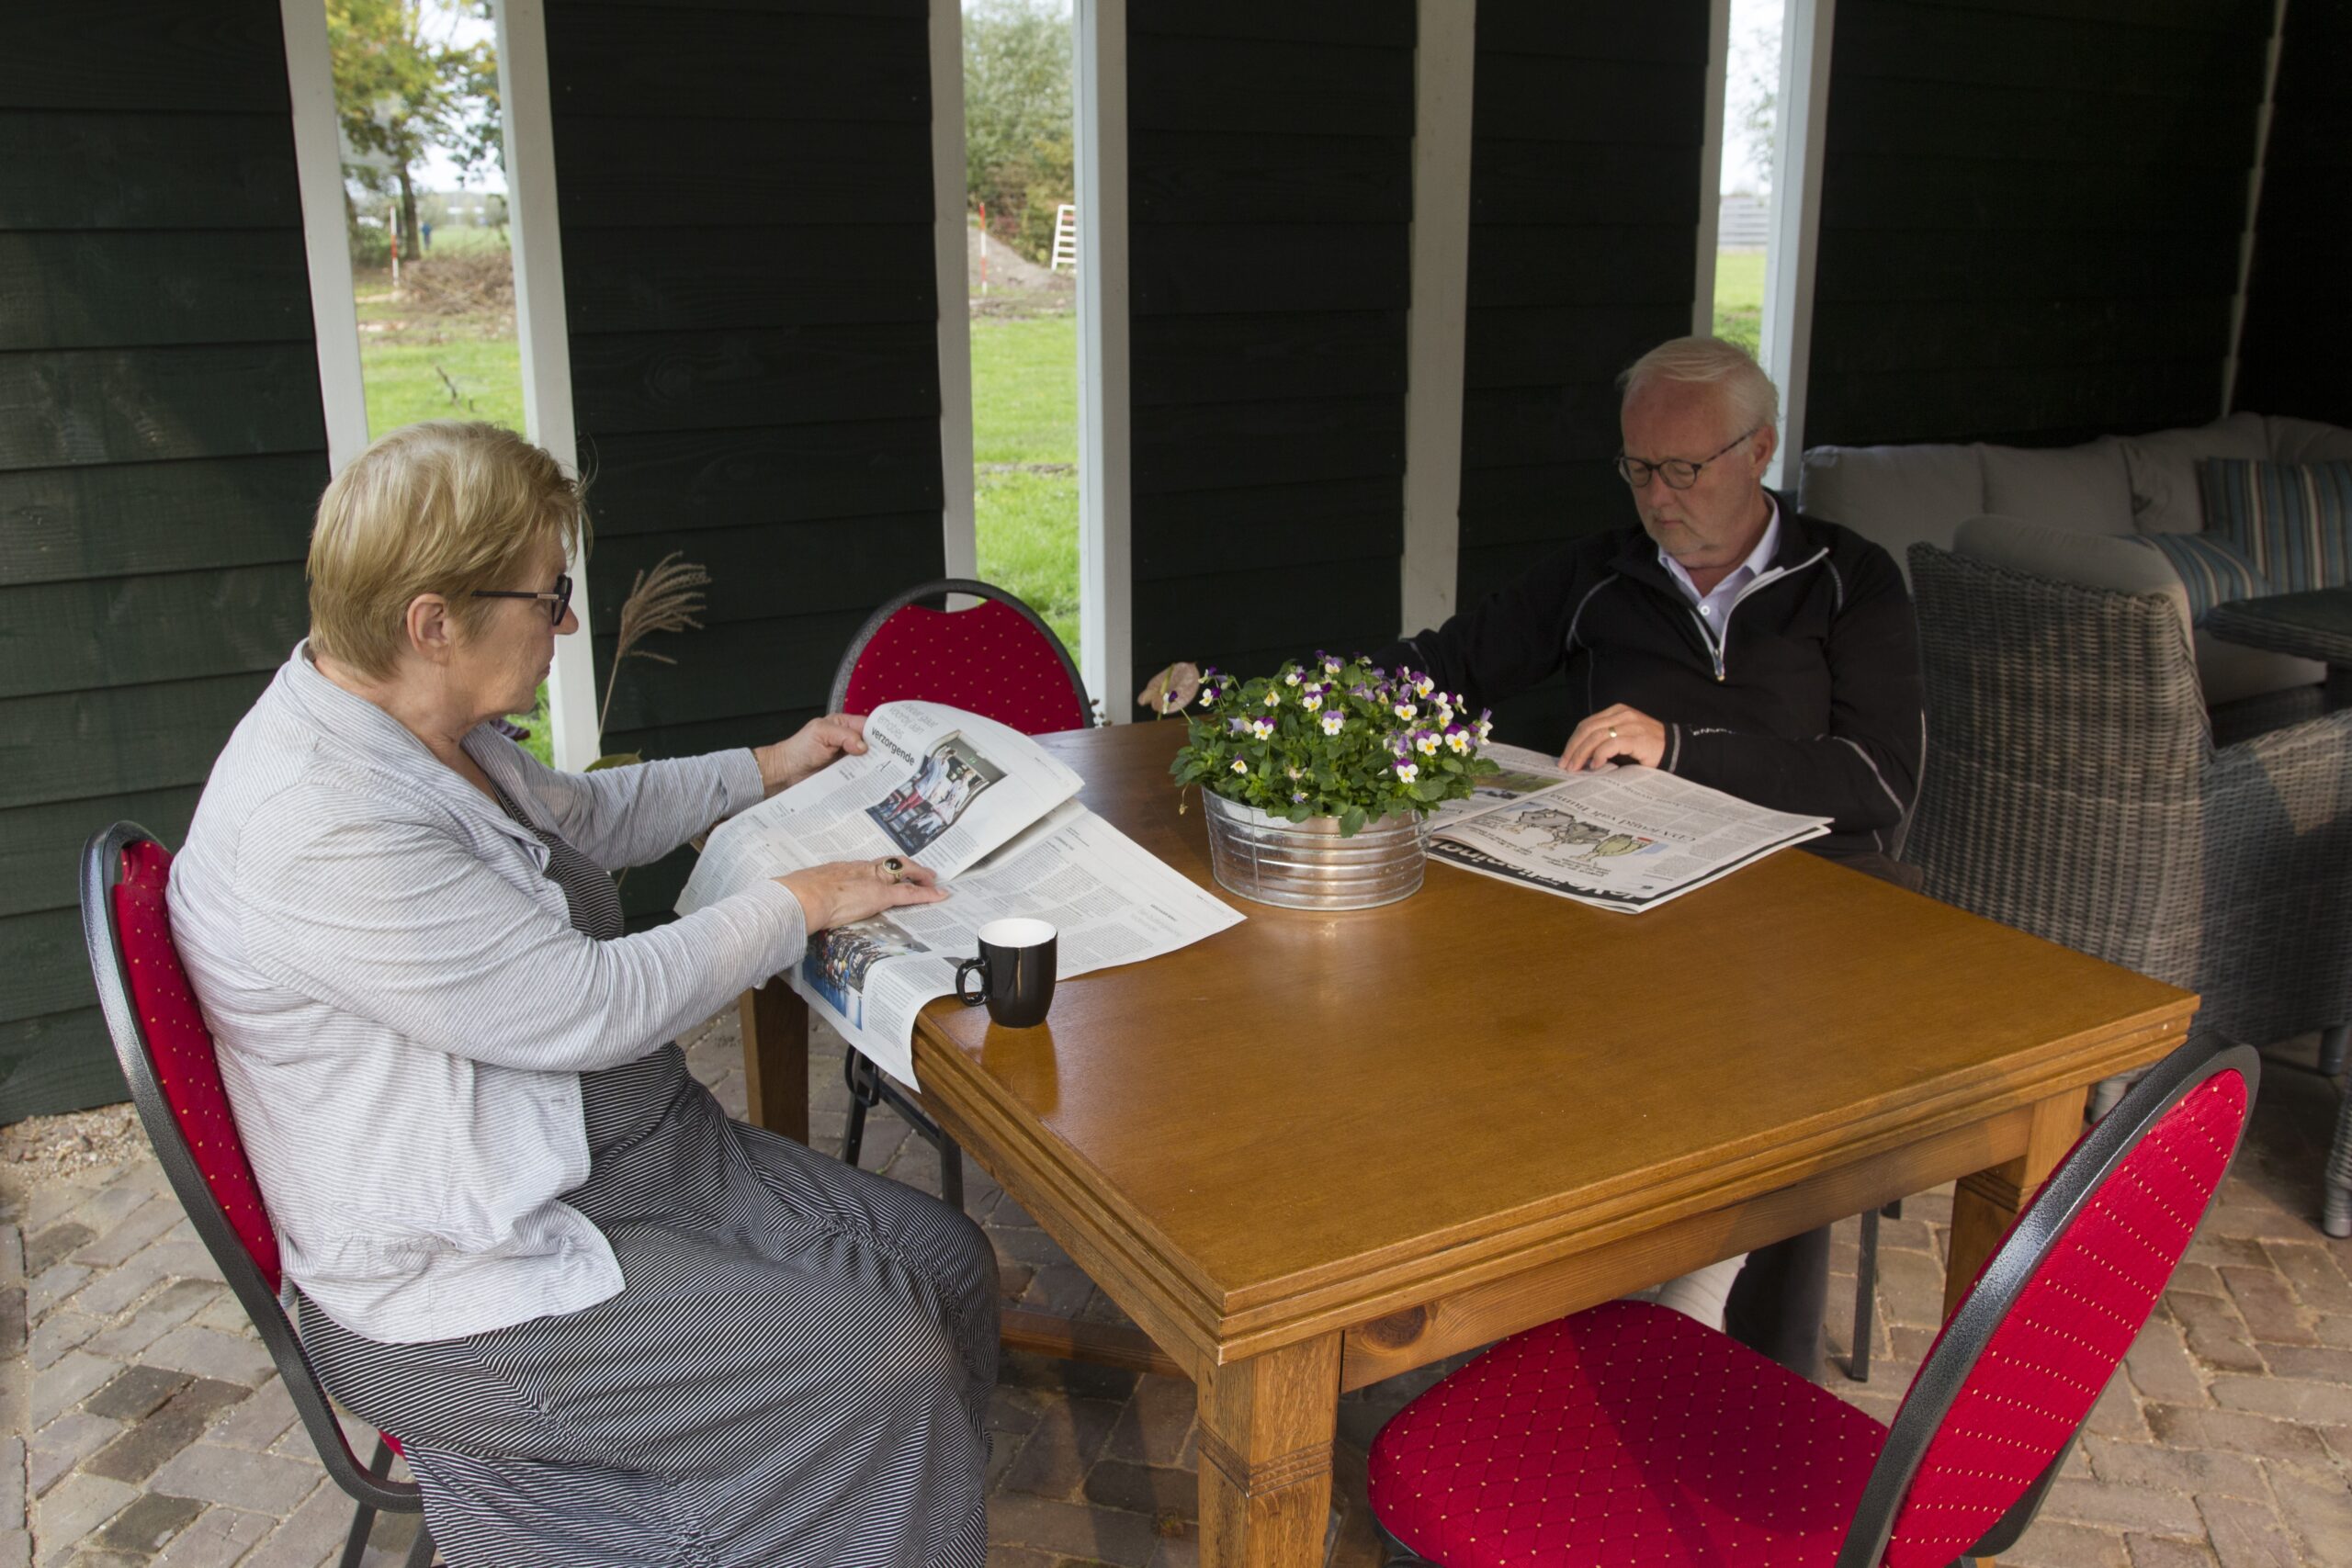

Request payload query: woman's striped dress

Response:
[295,786,998,1566]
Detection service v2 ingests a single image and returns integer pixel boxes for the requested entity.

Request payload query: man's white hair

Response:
[1618,336,1781,435]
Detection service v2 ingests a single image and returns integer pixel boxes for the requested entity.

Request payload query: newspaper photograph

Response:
[1426,741,1576,830]
[785,801,1243,1087]
[1430,766,1827,913]
[676,700,1082,915]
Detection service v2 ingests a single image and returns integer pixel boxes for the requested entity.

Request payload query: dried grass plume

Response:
[599,551,711,741]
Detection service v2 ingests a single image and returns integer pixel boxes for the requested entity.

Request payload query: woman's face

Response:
[451,538,577,721]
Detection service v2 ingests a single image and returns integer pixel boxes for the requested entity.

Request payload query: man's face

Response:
[1619,379,1777,575]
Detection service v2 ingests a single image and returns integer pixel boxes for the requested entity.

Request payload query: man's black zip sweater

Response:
[1376,499,1924,863]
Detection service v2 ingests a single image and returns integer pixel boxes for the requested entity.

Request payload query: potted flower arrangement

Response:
[1170,653,1500,909]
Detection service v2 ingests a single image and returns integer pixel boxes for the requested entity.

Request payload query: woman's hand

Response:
[1136,662,1203,716]
[778,858,948,931]
[755,714,867,796]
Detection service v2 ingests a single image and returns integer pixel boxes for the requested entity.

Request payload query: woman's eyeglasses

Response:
[471,573,572,625]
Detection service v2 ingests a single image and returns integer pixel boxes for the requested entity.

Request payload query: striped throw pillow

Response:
[2143,533,2271,624]
[2198,458,2352,592]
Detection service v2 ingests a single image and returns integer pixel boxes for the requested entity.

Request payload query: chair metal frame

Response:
[1832,1032,2257,1568]
[80,822,435,1568]
[827,578,1092,1193]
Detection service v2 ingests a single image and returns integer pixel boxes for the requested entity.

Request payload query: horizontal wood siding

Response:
[1125,0,1413,710]
[0,0,323,1118]
[546,0,945,928]
[1454,0,1709,751]
[1806,0,2274,448]
[2234,0,2352,425]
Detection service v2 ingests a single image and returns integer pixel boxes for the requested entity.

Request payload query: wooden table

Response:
[741,721,2196,1567]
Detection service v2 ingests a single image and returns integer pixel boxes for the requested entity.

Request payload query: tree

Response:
[328,0,500,262]
[963,0,1072,263]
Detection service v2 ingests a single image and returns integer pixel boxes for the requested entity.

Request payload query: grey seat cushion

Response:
[2121,412,2270,536]
[1978,440,2137,536]
[1796,442,1983,584]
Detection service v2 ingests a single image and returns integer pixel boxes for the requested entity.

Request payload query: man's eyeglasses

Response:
[470,573,572,625]
[1613,427,1761,491]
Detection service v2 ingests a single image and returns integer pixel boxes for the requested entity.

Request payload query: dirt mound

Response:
[968,223,1072,317]
[398,249,515,319]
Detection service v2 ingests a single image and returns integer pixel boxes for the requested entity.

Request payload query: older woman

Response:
[169,422,995,1567]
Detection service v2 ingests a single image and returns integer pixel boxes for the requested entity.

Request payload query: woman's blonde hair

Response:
[307,422,588,678]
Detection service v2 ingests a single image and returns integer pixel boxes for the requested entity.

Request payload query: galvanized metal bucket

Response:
[1200,791,1427,910]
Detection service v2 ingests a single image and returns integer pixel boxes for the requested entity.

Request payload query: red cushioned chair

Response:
[1367,1032,2256,1568]
[80,824,435,1568]
[828,580,1095,1195]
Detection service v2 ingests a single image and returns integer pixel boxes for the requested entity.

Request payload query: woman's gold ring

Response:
[1607,727,1619,739]
[876,856,906,885]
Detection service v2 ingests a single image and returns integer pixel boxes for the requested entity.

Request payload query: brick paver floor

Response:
[6,1013,2349,1566]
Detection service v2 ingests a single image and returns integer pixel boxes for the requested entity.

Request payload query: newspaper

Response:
[1430,764,1828,913]
[678,704,1242,1087]
[1426,741,1580,829]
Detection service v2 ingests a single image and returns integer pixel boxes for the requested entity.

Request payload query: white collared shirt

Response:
[169,647,807,1342]
[1659,495,1781,647]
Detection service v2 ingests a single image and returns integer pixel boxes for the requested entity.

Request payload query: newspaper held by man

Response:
[678,703,1242,1087]
[679,701,1080,916]
[1430,765,1827,912]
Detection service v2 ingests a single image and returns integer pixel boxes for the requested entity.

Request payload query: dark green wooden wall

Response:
[0,1,323,1118]
[1806,0,2275,448]
[1453,0,1711,751]
[1125,0,1414,707]
[2235,0,2352,425]
[544,0,947,929]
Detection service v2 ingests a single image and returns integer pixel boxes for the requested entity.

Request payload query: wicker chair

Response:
[1906,540,2352,1231]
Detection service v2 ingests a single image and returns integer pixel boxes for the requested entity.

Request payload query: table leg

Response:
[1195,1334,1342,1568]
[737,978,809,1143]
[1944,1086,2086,1319]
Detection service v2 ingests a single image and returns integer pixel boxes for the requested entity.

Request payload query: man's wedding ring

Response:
[876,856,907,885]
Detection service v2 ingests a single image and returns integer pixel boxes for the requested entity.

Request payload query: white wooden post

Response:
[931,0,979,581]
[1075,0,1133,719]
[495,0,602,770]
[1760,0,1836,489]
[1692,0,1732,338]
[1400,0,1476,637]
[278,0,369,473]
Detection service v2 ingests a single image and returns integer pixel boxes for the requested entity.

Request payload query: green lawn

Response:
[970,314,1080,653]
[1713,248,1766,354]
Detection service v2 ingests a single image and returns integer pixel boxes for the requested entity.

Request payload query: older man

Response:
[1141,337,1925,1373]
[1392,335,1921,874]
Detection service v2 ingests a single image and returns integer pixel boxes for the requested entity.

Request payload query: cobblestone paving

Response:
[5,1015,2348,1566]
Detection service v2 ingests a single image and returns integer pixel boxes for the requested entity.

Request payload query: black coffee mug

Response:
[956,918,1057,1028]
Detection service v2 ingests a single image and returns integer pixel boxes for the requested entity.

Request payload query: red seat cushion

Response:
[1368,1300,1887,1567]
[840,596,1089,735]
[1879,1069,2247,1567]
[112,840,284,1292]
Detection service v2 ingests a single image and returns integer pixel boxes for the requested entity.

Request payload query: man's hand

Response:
[1561,705,1668,772]
[1136,662,1203,716]
[779,858,947,931]
[754,714,867,796]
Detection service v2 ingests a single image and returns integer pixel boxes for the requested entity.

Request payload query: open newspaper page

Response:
[676,699,1082,915]
[784,802,1243,1087]
[1426,741,1575,830]
[1430,766,1827,913]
